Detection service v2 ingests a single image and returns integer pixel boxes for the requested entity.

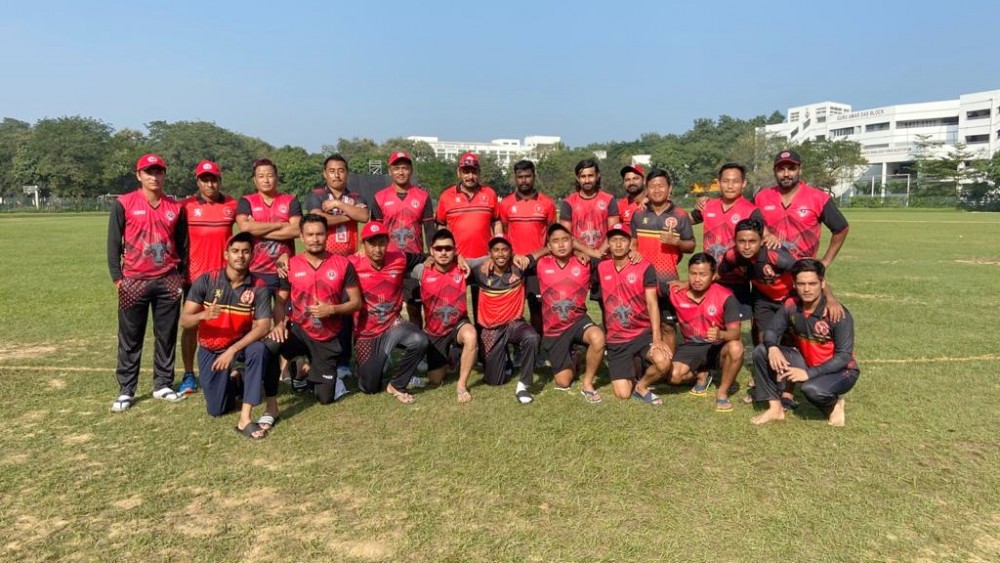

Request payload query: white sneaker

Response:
[152,388,186,402]
[336,366,351,379]
[407,376,429,390]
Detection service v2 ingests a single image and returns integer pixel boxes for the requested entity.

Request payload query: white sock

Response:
[516,382,527,393]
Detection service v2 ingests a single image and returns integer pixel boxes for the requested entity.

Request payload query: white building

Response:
[763,89,1000,195]
[406,135,561,167]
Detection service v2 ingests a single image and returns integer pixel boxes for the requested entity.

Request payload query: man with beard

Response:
[180,232,272,438]
[618,163,646,226]
[755,150,849,265]
[559,159,620,257]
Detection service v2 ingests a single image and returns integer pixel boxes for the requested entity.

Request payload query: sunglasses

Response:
[431,245,455,252]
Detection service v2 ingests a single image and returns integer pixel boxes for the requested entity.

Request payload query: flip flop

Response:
[515,389,534,404]
[256,414,278,431]
[234,422,266,440]
[110,395,134,413]
[690,373,713,396]
[387,385,415,404]
[716,397,734,412]
[152,388,186,402]
[631,389,663,406]
[456,388,472,403]
[580,389,602,404]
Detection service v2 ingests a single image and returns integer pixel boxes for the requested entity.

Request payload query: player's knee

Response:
[726,340,744,359]
[649,350,670,374]
[800,380,829,404]
[752,343,768,363]
[589,330,606,351]
[613,384,632,400]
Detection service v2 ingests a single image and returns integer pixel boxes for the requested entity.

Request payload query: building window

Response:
[966,134,989,144]
[831,127,853,137]
[789,112,799,122]
[864,144,889,149]
[815,135,826,141]
[817,116,826,123]
[865,122,890,132]
[897,117,959,128]
[966,109,991,120]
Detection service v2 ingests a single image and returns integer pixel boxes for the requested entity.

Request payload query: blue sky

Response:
[2,0,997,151]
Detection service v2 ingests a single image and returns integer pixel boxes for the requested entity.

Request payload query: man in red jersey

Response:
[371,151,436,327]
[559,158,620,256]
[107,154,189,412]
[597,224,671,403]
[305,154,369,256]
[408,229,479,402]
[180,232,272,439]
[755,150,849,265]
[235,159,302,292]
[691,163,763,321]
[349,221,430,404]
[176,160,237,395]
[497,159,557,335]
[531,224,605,403]
[629,168,695,350]
[751,259,859,427]
[267,215,363,406]
[666,254,744,411]
[618,163,646,226]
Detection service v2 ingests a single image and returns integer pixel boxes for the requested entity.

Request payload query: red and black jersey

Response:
[236,192,302,275]
[304,187,368,256]
[559,190,619,249]
[497,191,557,255]
[743,246,796,302]
[186,269,271,352]
[181,193,237,284]
[630,203,695,292]
[418,263,469,337]
[469,263,527,329]
[108,190,186,280]
[669,283,740,344]
[764,296,859,377]
[618,196,643,227]
[754,182,849,259]
[350,251,423,338]
[436,185,499,258]
[370,185,435,254]
[533,255,593,338]
[281,253,359,342]
[597,259,657,345]
[692,197,762,285]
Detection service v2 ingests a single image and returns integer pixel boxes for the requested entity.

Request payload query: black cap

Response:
[774,150,801,167]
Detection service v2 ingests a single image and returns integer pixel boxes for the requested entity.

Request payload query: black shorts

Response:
[403,277,421,304]
[542,316,597,372]
[753,297,783,332]
[606,331,653,381]
[425,321,469,371]
[657,296,678,324]
[672,341,724,373]
[524,273,541,299]
[274,323,342,383]
[720,282,753,322]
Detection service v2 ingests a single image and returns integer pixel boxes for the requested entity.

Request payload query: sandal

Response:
[387,385,415,404]
[690,373,713,396]
[631,389,663,406]
[456,388,472,403]
[516,389,534,404]
[580,389,602,404]
[256,414,278,431]
[234,422,267,440]
[152,388,186,402]
[110,394,134,413]
[715,397,734,412]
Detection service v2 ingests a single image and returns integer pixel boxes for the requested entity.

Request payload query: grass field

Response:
[1,209,999,562]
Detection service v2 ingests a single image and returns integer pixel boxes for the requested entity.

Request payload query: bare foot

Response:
[456,388,472,403]
[828,398,846,427]
[751,407,785,425]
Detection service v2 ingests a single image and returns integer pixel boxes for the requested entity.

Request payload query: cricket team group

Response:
[107,148,860,439]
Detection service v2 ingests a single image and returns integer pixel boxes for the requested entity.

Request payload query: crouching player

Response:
[751,259,859,427]
[180,232,272,439]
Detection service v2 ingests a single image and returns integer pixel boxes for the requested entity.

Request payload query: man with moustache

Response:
[559,159,620,257]
[617,163,646,226]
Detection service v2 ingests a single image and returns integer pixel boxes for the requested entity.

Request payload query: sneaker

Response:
[177,372,198,394]
[110,394,134,413]
[291,378,310,393]
[152,388,186,402]
[407,376,429,390]
[336,365,352,379]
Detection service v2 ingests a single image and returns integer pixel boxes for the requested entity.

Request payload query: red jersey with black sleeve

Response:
[764,296,859,377]
[748,246,796,302]
[630,203,695,292]
[236,192,302,275]
[187,269,271,351]
[370,185,435,254]
[350,251,424,338]
[304,187,367,256]
[597,259,657,345]
[618,196,643,226]
[468,263,527,329]
[692,197,762,284]
[107,190,187,281]
[559,190,619,250]
[497,191,557,255]
[532,255,593,338]
[435,185,498,258]
[754,182,848,259]
[280,253,359,342]
[417,263,470,337]
[669,283,740,344]
[181,193,237,284]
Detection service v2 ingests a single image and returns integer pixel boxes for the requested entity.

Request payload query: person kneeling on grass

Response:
[179,232,273,439]
[751,258,859,427]
[666,253,744,412]
[597,224,671,404]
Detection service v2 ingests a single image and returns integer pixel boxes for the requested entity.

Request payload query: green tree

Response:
[0,118,32,196]
[794,139,867,193]
[269,145,323,197]
[13,116,114,198]
[730,129,785,192]
[103,128,150,195]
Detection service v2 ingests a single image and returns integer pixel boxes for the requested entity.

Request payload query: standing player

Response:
[496,159,557,336]
[667,254,744,411]
[370,151,436,327]
[532,224,605,403]
[350,222,430,404]
[751,259,859,427]
[107,154,188,412]
[268,215,363,405]
[755,150,849,265]
[618,163,646,226]
[180,232,272,438]
[305,154,369,256]
[235,159,302,292]
[177,160,237,395]
[559,159,620,257]
[597,224,671,403]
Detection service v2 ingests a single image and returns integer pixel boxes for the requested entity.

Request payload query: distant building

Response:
[762,89,1000,194]
[406,135,561,167]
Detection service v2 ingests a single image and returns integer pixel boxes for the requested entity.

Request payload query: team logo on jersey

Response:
[427,276,438,283]
[326,270,337,280]
[665,217,678,231]
[239,289,254,304]
[604,275,613,281]
[411,199,420,208]
[213,288,223,300]
[814,320,830,336]
[224,208,233,217]
[642,217,649,224]
[731,214,742,224]
[708,305,717,316]
[764,205,776,211]
[572,267,580,277]
[706,213,716,218]
[597,200,607,210]
[279,204,288,213]
[193,208,203,217]
[165,211,176,221]
[132,209,146,216]
[534,205,542,213]
[627,273,636,284]
[252,206,264,213]
[511,205,518,213]
[797,207,809,217]
[385,199,395,206]
[453,275,463,283]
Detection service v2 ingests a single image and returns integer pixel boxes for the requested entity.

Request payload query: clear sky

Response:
[2,0,997,151]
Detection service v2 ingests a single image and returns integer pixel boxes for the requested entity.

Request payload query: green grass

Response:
[1,209,998,562]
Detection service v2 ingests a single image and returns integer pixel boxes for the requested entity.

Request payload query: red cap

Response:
[388,151,413,166]
[488,234,512,249]
[361,221,389,241]
[606,223,632,238]
[457,152,480,169]
[194,160,222,177]
[620,164,646,178]
[136,154,167,172]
